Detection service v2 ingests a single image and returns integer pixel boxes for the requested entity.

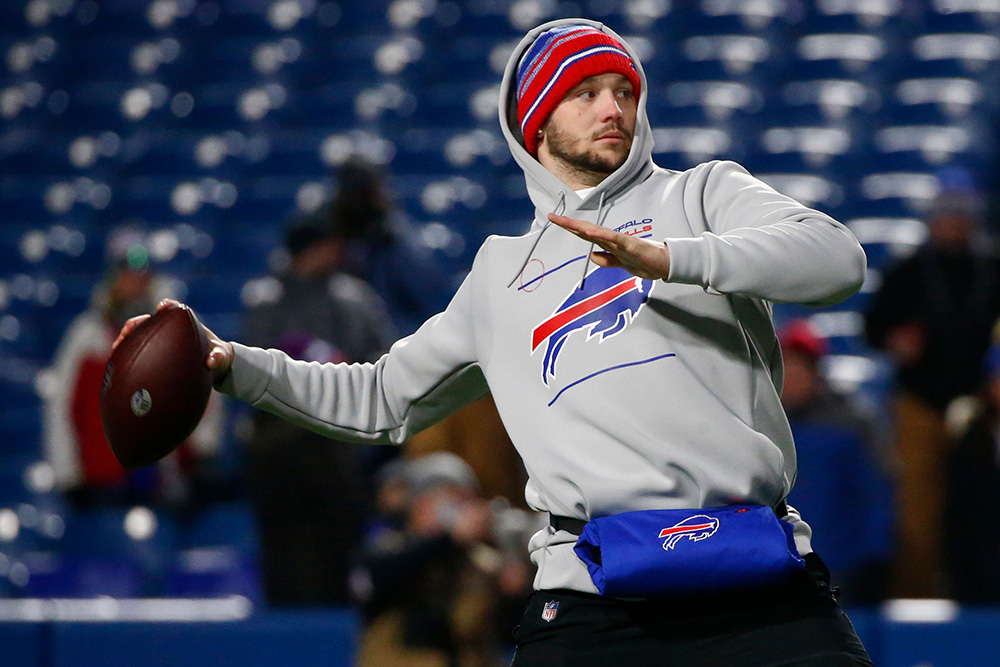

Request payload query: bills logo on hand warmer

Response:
[531,266,653,384]
[659,515,720,550]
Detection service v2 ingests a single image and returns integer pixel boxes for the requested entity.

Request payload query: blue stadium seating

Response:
[912,32,1000,75]
[777,78,881,126]
[165,501,262,601]
[20,507,178,598]
[0,403,42,459]
[0,455,40,506]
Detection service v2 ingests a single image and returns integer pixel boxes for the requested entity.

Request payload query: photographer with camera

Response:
[351,452,535,667]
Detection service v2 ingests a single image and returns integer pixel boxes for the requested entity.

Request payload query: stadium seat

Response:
[21,551,147,597]
[871,123,992,174]
[62,79,183,132]
[206,220,282,277]
[186,273,258,316]
[183,82,270,130]
[0,311,49,361]
[391,127,466,174]
[804,0,907,33]
[0,452,66,555]
[792,33,898,84]
[748,125,858,179]
[651,126,739,170]
[97,0,204,37]
[104,174,232,227]
[23,506,178,597]
[680,0,799,37]
[0,129,77,178]
[0,455,40,506]
[0,404,42,459]
[3,32,73,87]
[165,501,262,601]
[0,222,35,274]
[62,507,178,561]
[778,79,880,125]
[677,34,777,84]
[5,223,103,277]
[754,172,847,217]
[0,176,58,221]
[909,32,1000,79]
[120,131,218,177]
[845,216,927,271]
[659,80,763,120]
[246,129,330,177]
[223,175,305,229]
[0,80,61,133]
[890,76,995,124]
[923,2,1000,33]
[855,170,941,218]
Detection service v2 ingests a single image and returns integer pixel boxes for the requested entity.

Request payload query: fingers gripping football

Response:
[113,299,234,383]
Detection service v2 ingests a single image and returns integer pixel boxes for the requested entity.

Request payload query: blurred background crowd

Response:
[5,0,1000,664]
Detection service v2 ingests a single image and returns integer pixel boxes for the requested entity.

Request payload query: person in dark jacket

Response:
[241,218,398,605]
[944,342,1000,603]
[865,188,1000,597]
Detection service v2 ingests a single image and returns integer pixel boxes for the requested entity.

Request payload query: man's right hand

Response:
[112,298,235,384]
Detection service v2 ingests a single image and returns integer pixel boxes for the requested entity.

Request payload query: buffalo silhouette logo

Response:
[531,266,653,384]
[659,515,720,551]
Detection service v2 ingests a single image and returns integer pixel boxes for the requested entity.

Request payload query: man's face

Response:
[537,73,637,187]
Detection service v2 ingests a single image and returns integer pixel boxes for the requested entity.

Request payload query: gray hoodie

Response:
[218,19,867,594]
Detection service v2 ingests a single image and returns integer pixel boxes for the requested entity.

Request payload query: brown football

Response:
[99,304,213,468]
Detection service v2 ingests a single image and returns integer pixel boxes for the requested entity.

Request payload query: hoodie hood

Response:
[499,18,656,229]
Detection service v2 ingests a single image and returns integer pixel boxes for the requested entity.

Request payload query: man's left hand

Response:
[548,213,671,280]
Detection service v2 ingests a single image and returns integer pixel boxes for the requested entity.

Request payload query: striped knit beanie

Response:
[516,25,641,157]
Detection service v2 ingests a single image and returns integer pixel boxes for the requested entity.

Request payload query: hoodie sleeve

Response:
[664,160,867,307]
[215,243,492,445]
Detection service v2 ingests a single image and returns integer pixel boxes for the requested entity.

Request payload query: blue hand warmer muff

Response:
[572,505,806,597]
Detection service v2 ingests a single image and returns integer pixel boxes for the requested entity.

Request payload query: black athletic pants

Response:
[510,555,873,666]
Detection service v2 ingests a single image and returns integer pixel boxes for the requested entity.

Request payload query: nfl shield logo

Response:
[541,600,559,622]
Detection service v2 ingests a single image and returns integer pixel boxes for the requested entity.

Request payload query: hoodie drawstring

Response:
[507,190,566,288]
[578,191,607,291]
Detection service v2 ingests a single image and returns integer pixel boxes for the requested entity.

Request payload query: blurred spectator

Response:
[328,157,454,335]
[353,452,536,667]
[943,343,1000,603]
[406,394,530,510]
[241,216,398,606]
[779,319,895,605]
[39,228,222,511]
[864,187,1000,597]
[320,159,525,498]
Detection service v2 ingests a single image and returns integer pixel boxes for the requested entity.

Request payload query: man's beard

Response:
[544,122,633,186]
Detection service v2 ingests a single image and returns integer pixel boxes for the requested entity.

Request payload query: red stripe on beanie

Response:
[516,27,640,157]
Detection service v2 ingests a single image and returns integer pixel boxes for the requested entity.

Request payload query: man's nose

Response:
[597,90,624,121]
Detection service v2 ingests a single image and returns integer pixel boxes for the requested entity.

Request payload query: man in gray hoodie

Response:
[118,19,871,666]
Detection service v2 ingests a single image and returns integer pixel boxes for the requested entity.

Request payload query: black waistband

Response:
[549,514,588,535]
[549,501,789,536]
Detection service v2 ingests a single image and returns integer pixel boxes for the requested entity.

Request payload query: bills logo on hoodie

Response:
[531,266,653,384]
